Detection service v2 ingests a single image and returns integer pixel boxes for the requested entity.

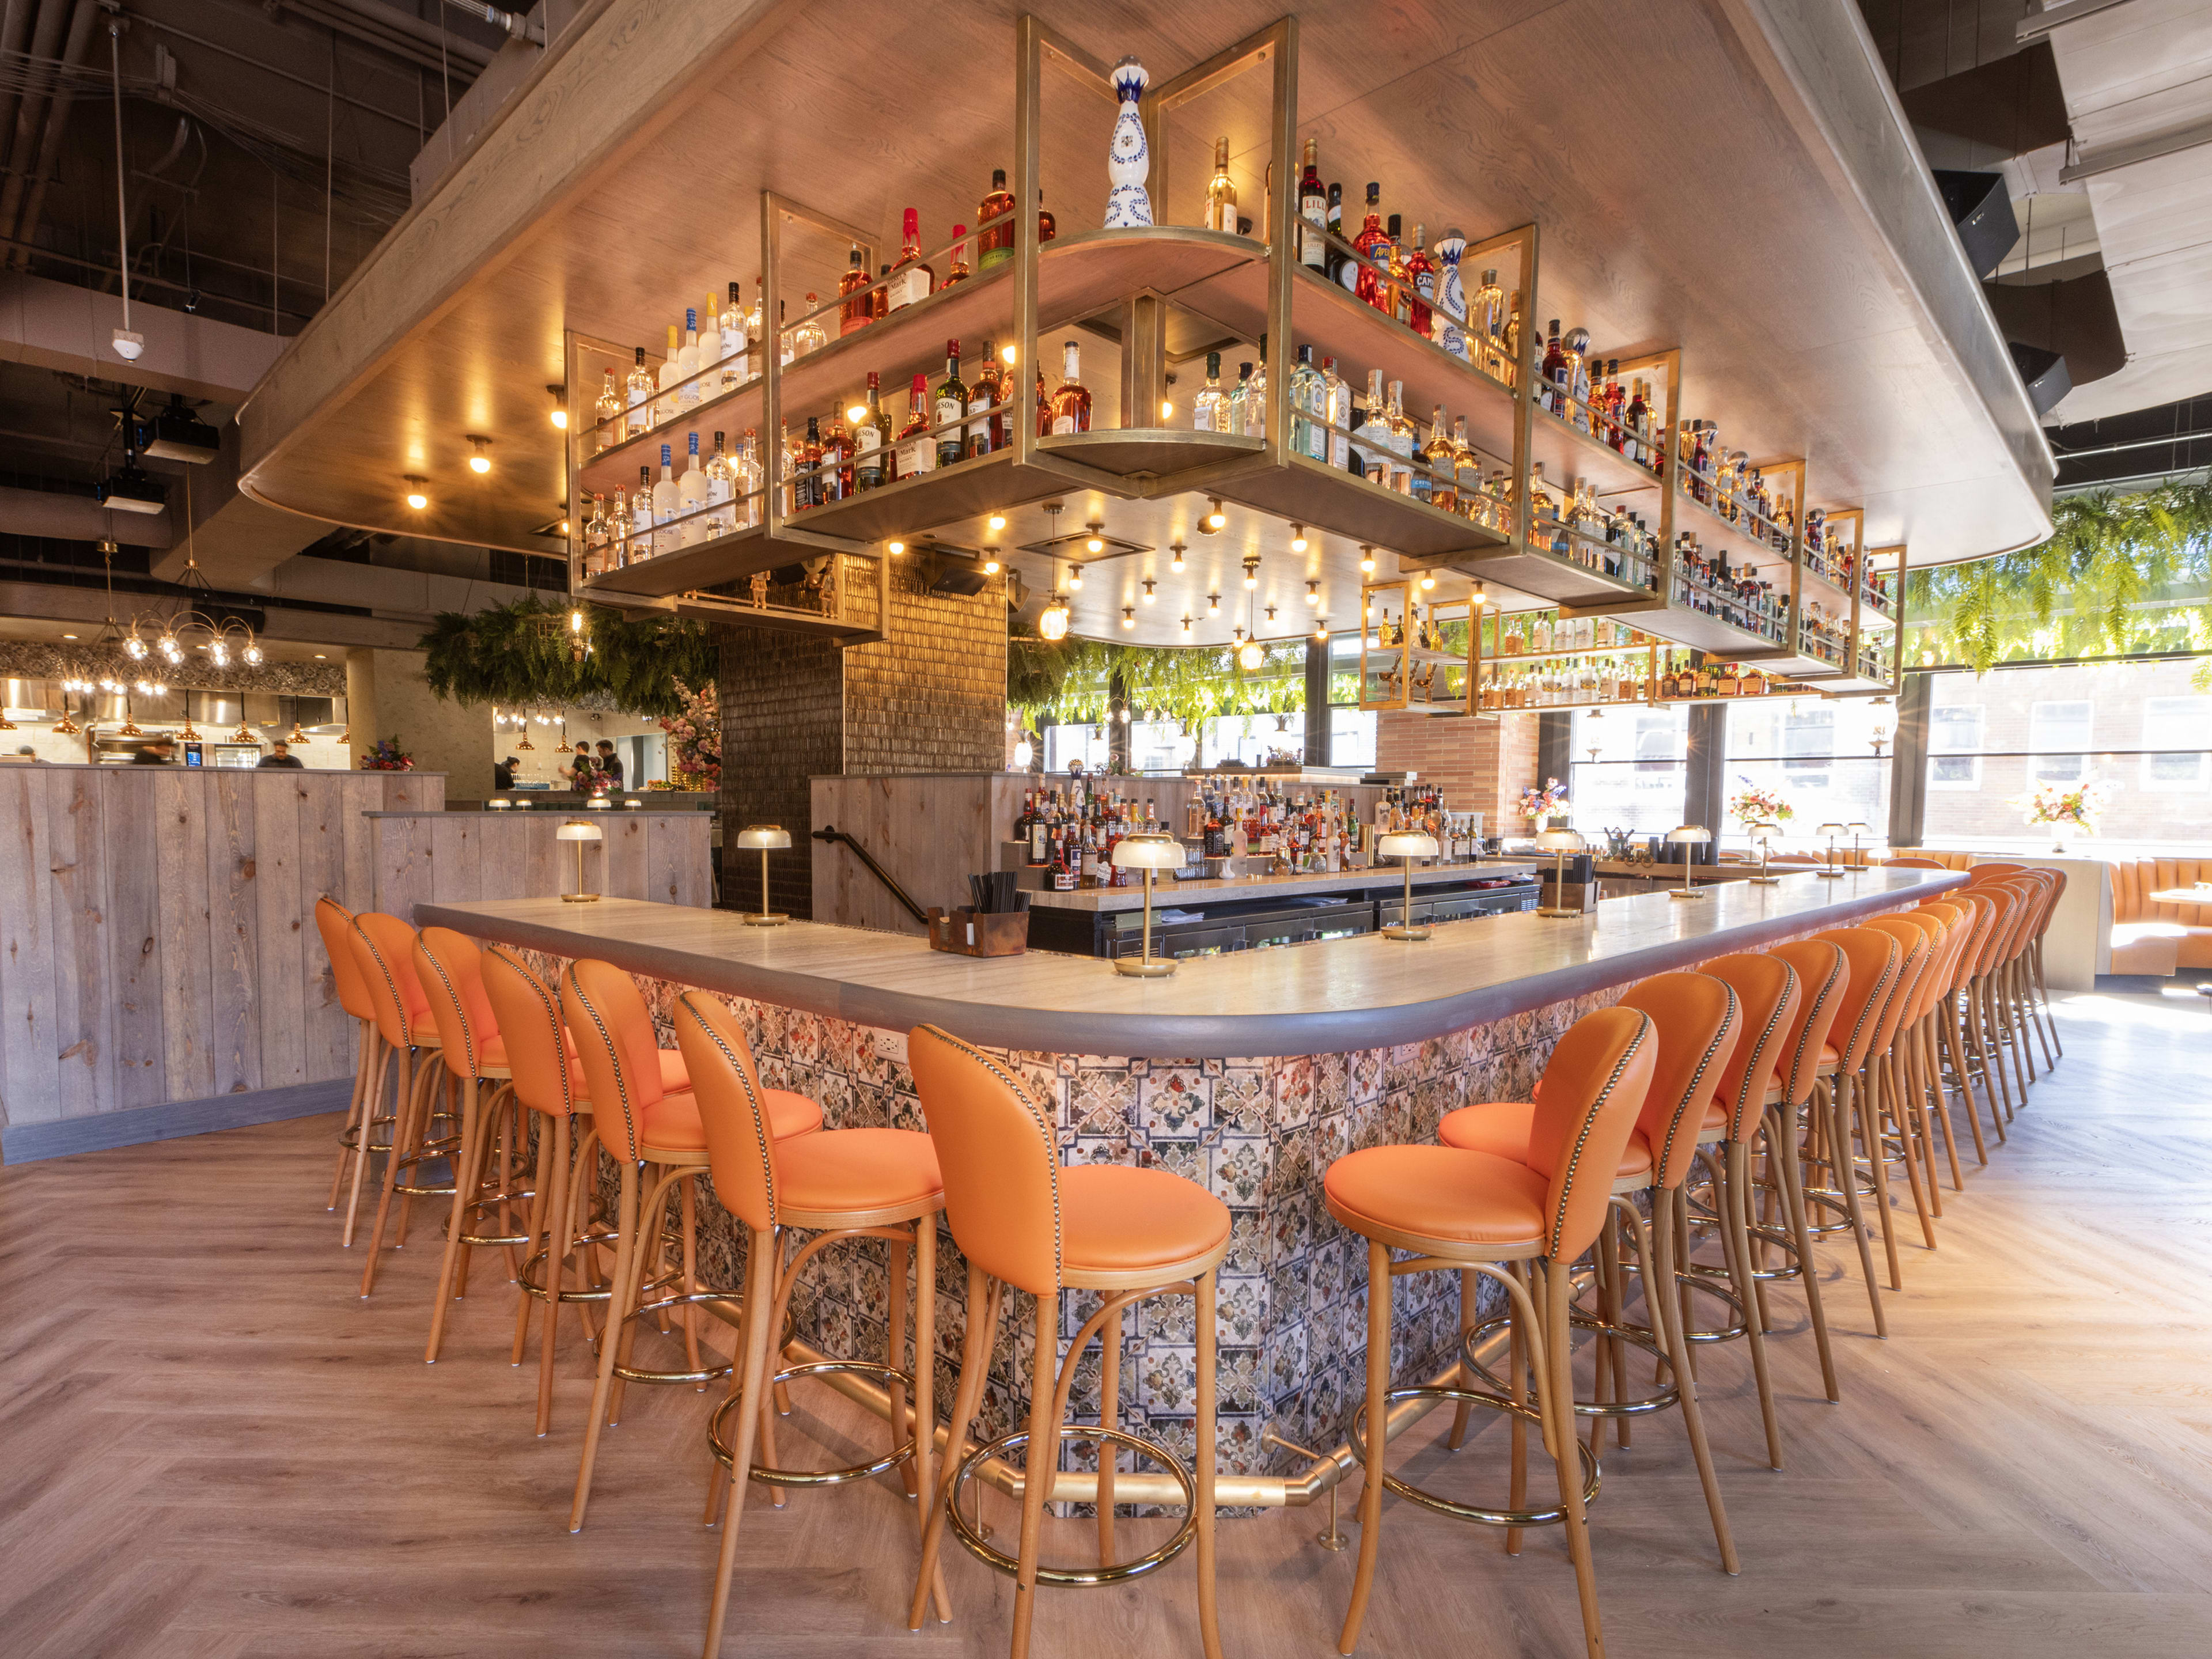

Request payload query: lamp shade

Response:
[1749,820,1779,837]
[1111,830,1185,870]
[1816,821,1845,836]
[1845,821,1870,835]
[1535,828,1584,852]
[556,820,603,843]
[1665,824,1711,844]
[1377,831,1439,859]
[736,824,792,850]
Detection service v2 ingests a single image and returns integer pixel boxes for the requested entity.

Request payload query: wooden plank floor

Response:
[3,991,2209,1658]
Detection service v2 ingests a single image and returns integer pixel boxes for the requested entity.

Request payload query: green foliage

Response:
[1007,630,1310,727]
[418,598,719,718]
[1904,479,2212,673]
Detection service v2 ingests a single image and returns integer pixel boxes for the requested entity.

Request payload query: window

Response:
[2142,696,2212,791]
[1782,706,1834,783]
[1633,713,1680,782]
[1927,704,1982,790]
[2028,699,2092,782]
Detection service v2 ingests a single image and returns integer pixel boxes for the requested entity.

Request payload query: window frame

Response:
[1926,702,1984,791]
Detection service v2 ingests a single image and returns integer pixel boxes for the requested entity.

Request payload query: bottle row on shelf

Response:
[1801,509,1893,617]
[1673,420,1796,551]
[1535,321,1665,474]
[1487,611,1655,657]
[1671,537,1790,646]
[1527,465,1662,589]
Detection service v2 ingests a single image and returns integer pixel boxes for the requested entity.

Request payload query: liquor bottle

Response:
[853,371,892,490]
[631,466,654,556]
[944,225,971,286]
[1049,340,1091,434]
[1037,190,1056,245]
[1384,379,1416,493]
[896,373,935,479]
[1321,356,1351,468]
[698,293,722,382]
[745,277,764,356]
[734,430,763,528]
[656,323,683,423]
[1453,418,1483,521]
[1565,327,1592,431]
[1353,183,1389,310]
[719,282,747,387]
[1290,344,1326,460]
[1206,137,1238,233]
[677,431,707,545]
[934,340,968,468]
[1385,214,1412,325]
[1540,319,1567,416]
[1409,409,1435,505]
[1227,361,1252,437]
[1246,338,1267,440]
[1325,183,1347,286]
[966,343,1003,459]
[652,444,680,549]
[1192,350,1227,433]
[793,417,825,510]
[611,487,631,567]
[625,345,655,437]
[888,208,934,308]
[703,432,735,536]
[1425,405,1456,511]
[777,421,797,516]
[675,310,702,411]
[872,263,892,322]
[1352,368,1392,484]
[1035,354,1051,437]
[790,296,826,358]
[838,246,872,335]
[821,414,851,502]
[582,494,609,576]
[594,370,622,450]
[1298,138,1326,269]
[978,167,1016,268]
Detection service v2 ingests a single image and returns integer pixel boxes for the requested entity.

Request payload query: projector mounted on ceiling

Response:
[141,395,221,464]
[96,451,167,516]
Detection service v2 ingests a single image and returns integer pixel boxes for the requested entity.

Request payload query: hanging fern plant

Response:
[419,597,719,718]
[1905,478,2212,673]
[1008,629,1309,726]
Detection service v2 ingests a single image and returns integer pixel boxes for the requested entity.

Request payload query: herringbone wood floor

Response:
[3,992,2210,1658]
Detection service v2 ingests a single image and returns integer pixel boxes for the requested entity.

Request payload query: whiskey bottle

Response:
[888,208,935,308]
[896,374,934,479]
[1037,190,1056,245]
[594,370,622,450]
[966,343,1003,459]
[795,418,823,512]
[1206,137,1238,233]
[978,168,1016,268]
[838,246,872,335]
[821,414,852,503]
[853,371,892,491]
[1192,350,1227,433]
[1049,340,1092,434]
[872,263,892,323]
[1298,138,1327,268]
[934,340,968,468]
[945,225,971,286]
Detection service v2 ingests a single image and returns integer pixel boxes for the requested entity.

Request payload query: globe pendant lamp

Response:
[1109,830,1184,976]
[737,824,791,925]
[1377,830,1439,939]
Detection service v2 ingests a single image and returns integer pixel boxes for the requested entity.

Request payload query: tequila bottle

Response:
[1385,214,1412,324]
[594,370,622,450]
[1563,327,1591,432]
[1205,137,1238,232]
[611,487,631,566]
[1192,351,1228,433]
[1049,340,1091,434]
[1454,418,1483,524]
[1433,229,1467,358]
[1540,319,1567,416]
[704,433,734,536]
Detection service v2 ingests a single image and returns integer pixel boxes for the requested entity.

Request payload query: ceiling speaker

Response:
[1932,169,2018,280]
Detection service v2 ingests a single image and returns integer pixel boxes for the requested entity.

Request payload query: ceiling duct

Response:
[1985,271,2126,391]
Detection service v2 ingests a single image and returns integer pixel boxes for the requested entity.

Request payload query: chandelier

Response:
[122,473,262,670]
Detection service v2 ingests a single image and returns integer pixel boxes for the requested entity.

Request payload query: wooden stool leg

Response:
[700,1228,778,1659]
[1775,1108,1837,1403]
[569,1159,641,1532]
[1447,1267,1478,1451]
[533,1116,574,1438]
[1654,1191,1736,1572]
[678,1174,704,1384]
[327,1021,372,1209]
[1599,1216,1627,1450]
[1942,1007,1991,1165]
[425,1074,481,1363]
[1195,1267,1224,1659]
[1096,1303,1120,1563]
[340,1034,389,1247]
[512,1122,554,1368]
[1337,1238,1392,1655]
[357,1047,425,1297]
[1828,1078,1886,1337]
[1007,1289,1060,1659]
[909,1267,1000,1631]
[1883,1053,1938,1250]
[1724,1141,1782,1469]
[913,1217,952,1625]
[1543,1258,1607,1659]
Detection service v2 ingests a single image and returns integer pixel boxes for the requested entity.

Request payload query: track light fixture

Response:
[1243,556,1259,589]
[1121,607,1135,628]
[1169,542,1186,572]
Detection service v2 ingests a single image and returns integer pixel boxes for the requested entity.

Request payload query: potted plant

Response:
[1518,777,1569,831]
[657,679,721,792]
[1728,779,1793,843]
[2013,777,2106,853]
[358,736,415,771]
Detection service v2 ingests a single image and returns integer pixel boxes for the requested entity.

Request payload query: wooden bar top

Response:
[418,866,1960,1059]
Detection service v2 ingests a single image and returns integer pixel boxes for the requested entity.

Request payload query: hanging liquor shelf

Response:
[1358,581,1475,715]
[1473,609,1661,713]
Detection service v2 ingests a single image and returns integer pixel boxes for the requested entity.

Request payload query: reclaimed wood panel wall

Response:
[366,810,713,921]
[0,767,442,1132]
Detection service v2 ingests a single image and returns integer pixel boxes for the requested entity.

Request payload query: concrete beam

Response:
[252,552,543,622]
[0,272,285,404]
[0,483,170,547]
[0,580,429,651]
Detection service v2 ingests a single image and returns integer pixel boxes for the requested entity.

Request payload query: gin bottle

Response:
[1192,351,1228,433]
[1289,344,1325,460]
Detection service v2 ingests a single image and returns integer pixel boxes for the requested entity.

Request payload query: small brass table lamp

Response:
[1665,823,1710,900]
[1377,830,1440,940]
[1110,830,1185,977]
[1748,820,1782,885]
[1815,821,1846,878]
[1846,821,1872,872]
[1535,827,1587,918]
[737,823,791,925]
[556,819,603,903]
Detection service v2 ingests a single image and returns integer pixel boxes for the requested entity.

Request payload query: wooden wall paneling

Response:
[339,777,380,911]
[643,815,704,908]
[601,813,648,900]
[0,768,60,1127]
[153,770,215,1104]
[429,813,482,904]
[104,770,166,1112]
[44,767,116,1120]
[473,820,525,902]
[253,777,308,1091]
[372,817,432,921]
[522,816,559,902]
[204,774,263,1097]
[297,777,351,1084]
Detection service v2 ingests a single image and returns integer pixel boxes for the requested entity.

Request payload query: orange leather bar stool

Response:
[1855,916,1941,1268]
[1953,882,2024,1130]
[346,911,452,1297]
[315,896,385,1241]
[562,959,821,1532]
[1923,892,2005,1154]
[2023,867,2066,1060]
[1671,953,1799,1469]
[1325,1006,1658,1658]
[1800,926,1903,1334]
[1437,972,1742,1572]
[676,992,953,1653]
[1962,873,2039,1107]
[1888,908,1971,1194]
[907,1025,1232,1659]
[1912,902,1987,1173]
[1991,870,2063,1076]
[415,927,537,1363]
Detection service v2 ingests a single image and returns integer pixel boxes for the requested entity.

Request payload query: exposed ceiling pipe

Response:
[7,0,97,270]
[440,1,543,46]
[0,1,37,175]
[0,0,70,238]
[275,0,495,74]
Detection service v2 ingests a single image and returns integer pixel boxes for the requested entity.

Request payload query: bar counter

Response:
[419,866,1960,1497]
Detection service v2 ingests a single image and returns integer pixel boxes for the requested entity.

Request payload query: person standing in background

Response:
[594,739,624,790]
[567,741,598,790]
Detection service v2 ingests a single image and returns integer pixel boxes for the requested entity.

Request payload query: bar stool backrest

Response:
[1885,857,1948,869]
[1966,862,2027,882]
[313,896,374,1021]
[1529,1005,1657,1260]
[1616,972,1740,1191]
[415,927,498,1080]
[563,959,672,1164]
[1765,939,1848,1108]
[347,912,429,1052]
[1810,927,1902,1074]
[673,991,779,1232]
[1932,894,1996,993]
[1965,884,2017,977]
[1862,918,1932,1050]
[1696,953,1801,1141]
[1891,911,1949,1024]
[1984,881,2039,965]
[480,946,576,1118]
[907,1024,1063,1296]
[1916,901,1973,997]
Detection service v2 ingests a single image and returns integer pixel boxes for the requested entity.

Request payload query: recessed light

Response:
[887,540,906,554]
[61,633,77,640]
[988,514,1007,531]
[403,474,429,510]
[467,435,492,474]
[1290,525,1308,552]
[314,653,327,659]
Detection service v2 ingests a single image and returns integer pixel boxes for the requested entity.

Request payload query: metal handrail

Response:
[812,824,929,925]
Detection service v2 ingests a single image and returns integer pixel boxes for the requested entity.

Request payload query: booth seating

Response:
[1881,849,1975,870]
[2108,858,2212,975]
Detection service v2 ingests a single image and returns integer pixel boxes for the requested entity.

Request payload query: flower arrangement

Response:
[2012,777,2105,848]
[1728,779,1794,829]
[358,736,414,772]
[658,679,720,791]
[1518,777,1568,824]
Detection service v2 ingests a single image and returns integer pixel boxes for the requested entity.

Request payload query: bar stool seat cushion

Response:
[410,1017,442,1048]
[773,1127,942,1216]
[1323,1145,1546,1252]
[641,1086,823,1154]
[1060,1164,1232,1279]
[1436,1100,1657,1181]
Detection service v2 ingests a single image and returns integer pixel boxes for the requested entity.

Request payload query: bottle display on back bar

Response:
[594,370,622,449]
[838,247,872,335]
[1194,352,1226,432]
[651,445,679,550]
[677,432,707,545]
[896,373,934,479]
[888,208,934,308]
[966,342,1003,459]
[1050,340,1091,434]
[1353,183,1388,309]
[934,341,967,468]
[1299,139,1326,268]
[853,371,891,490]
[977,168,1015,268]
[1206,137,1237,232]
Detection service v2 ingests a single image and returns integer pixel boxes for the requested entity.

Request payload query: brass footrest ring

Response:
[391,1137,463,1198]
[453,1186,537,1248]
[1459,1313,1680,1419]
[1349,1387,1599,1527]
[710,1358,914,1487]
[946,1422,1196,1586]
[336,1111,396,1153]
[516,1245,613,1306]
[1642,1272,1749,1346]
[609,1287,740,1385]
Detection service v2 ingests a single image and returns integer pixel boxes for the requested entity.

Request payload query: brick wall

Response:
[718,559,1009,918]
[1376,708,1541,828]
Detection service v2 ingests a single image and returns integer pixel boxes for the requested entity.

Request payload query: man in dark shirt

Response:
[493,755,518,790]
[130,736,176,764]
[594,739,624,790]
[257,741,305,769]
